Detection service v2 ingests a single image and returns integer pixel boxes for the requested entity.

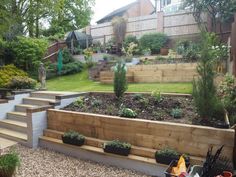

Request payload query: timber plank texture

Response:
[47,109,235,161]
[100,63,198,83]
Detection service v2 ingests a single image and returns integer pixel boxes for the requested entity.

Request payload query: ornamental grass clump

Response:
[0,151,20,177]
[113,60,128,99]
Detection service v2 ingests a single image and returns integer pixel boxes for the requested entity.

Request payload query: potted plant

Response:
[61,130,85,146]
[160,47,169,56]
[103,140,131,156]
[0,151,20,177]
[155,148,179,165]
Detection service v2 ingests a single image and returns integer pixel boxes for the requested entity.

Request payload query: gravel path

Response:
[9,145,150,177]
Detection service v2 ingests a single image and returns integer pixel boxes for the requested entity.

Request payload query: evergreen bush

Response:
[139,33,168,54]
[113,60,127,98]
[193,33,224,122]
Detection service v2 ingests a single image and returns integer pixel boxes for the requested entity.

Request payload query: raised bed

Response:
[62,92,226,127]
[46,109,235,162]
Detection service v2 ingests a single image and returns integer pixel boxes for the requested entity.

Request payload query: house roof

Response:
[96,1,138,24]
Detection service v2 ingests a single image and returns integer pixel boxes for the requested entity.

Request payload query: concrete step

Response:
[15,104,37,112]
[0,137,17,150]
[7,112,27,122]
[0,127,27,143]
[23,97,59,106]
[0,119,27,133]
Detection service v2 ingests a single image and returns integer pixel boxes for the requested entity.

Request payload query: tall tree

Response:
[0,0,95,38]
[183,0,236,34]
[45,0,95,36]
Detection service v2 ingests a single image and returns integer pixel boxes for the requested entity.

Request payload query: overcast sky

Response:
[91,0,155,25]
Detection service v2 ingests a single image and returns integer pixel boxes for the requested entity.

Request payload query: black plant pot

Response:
[155,155,179,165]
[61,136,85,146]
[103,145,131,156]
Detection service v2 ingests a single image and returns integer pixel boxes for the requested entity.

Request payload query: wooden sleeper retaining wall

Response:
[47,109,235,162]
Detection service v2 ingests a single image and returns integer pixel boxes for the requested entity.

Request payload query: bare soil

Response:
[63,93,198,125]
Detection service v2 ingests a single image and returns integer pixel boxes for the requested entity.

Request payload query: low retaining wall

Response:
[100,63,198,83]
[47,109,235,161]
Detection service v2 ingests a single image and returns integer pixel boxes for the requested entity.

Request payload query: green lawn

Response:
[47,71,192,94]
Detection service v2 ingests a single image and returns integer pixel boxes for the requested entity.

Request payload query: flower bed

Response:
[62,92,225,127]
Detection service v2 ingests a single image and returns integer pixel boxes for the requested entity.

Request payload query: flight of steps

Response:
[0,91,70,148]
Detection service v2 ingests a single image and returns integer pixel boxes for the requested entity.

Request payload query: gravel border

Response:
[6,145,150,177]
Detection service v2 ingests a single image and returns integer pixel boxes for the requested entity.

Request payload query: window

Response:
[161,0,171,7]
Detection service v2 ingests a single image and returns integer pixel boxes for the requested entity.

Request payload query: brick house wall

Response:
[124,0,155,19]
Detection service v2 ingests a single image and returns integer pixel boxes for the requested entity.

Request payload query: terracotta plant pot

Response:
[160,48,169,56]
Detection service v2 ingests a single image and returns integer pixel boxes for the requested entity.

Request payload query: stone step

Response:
[0,119,27,133]
[31,92,61,100]
[0,137,17,150]
[7,112,27,122]
[0,127,27,143]
[15,104,37,112]
[30,91,77,100]
[23,97,59,106]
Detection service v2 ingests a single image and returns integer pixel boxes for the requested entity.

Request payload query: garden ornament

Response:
[38,62,46,89]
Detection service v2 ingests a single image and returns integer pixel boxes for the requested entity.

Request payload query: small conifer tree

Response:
[113,60,128,99]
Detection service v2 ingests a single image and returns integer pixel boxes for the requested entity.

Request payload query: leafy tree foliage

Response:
[0,0,94,38]
[183,0,236,33]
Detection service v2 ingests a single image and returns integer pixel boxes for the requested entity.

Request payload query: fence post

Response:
[233,125,236,168]
[86,36,89,48]
[103,35,106,50]
[157,11,164,33]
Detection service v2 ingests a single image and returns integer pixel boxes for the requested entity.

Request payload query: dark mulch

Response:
[62,93,199,125]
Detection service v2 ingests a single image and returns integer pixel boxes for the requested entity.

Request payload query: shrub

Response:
[62,48,74,64]
[170,108,183,119]
[151,91,163,103]
[218,74,236,125]
[0,65,28,88]
[73,97,84,107]
[123,35,138,49]
[9,36,48,72]
[176,40,200,61]
[103,140,131,156]
[113,61,128,98]
[139,98,149,107]
[61,130,85,146]
[132,93,144,100]
[6,76,37,90]
[119,108,137,118]
[139,33,168,54]
[61,61,83,75]
[91,98,102,107]
[0,151,20,177]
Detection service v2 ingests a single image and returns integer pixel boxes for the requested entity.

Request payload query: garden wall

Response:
[100,63,198,83]
[47,109,235,161]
